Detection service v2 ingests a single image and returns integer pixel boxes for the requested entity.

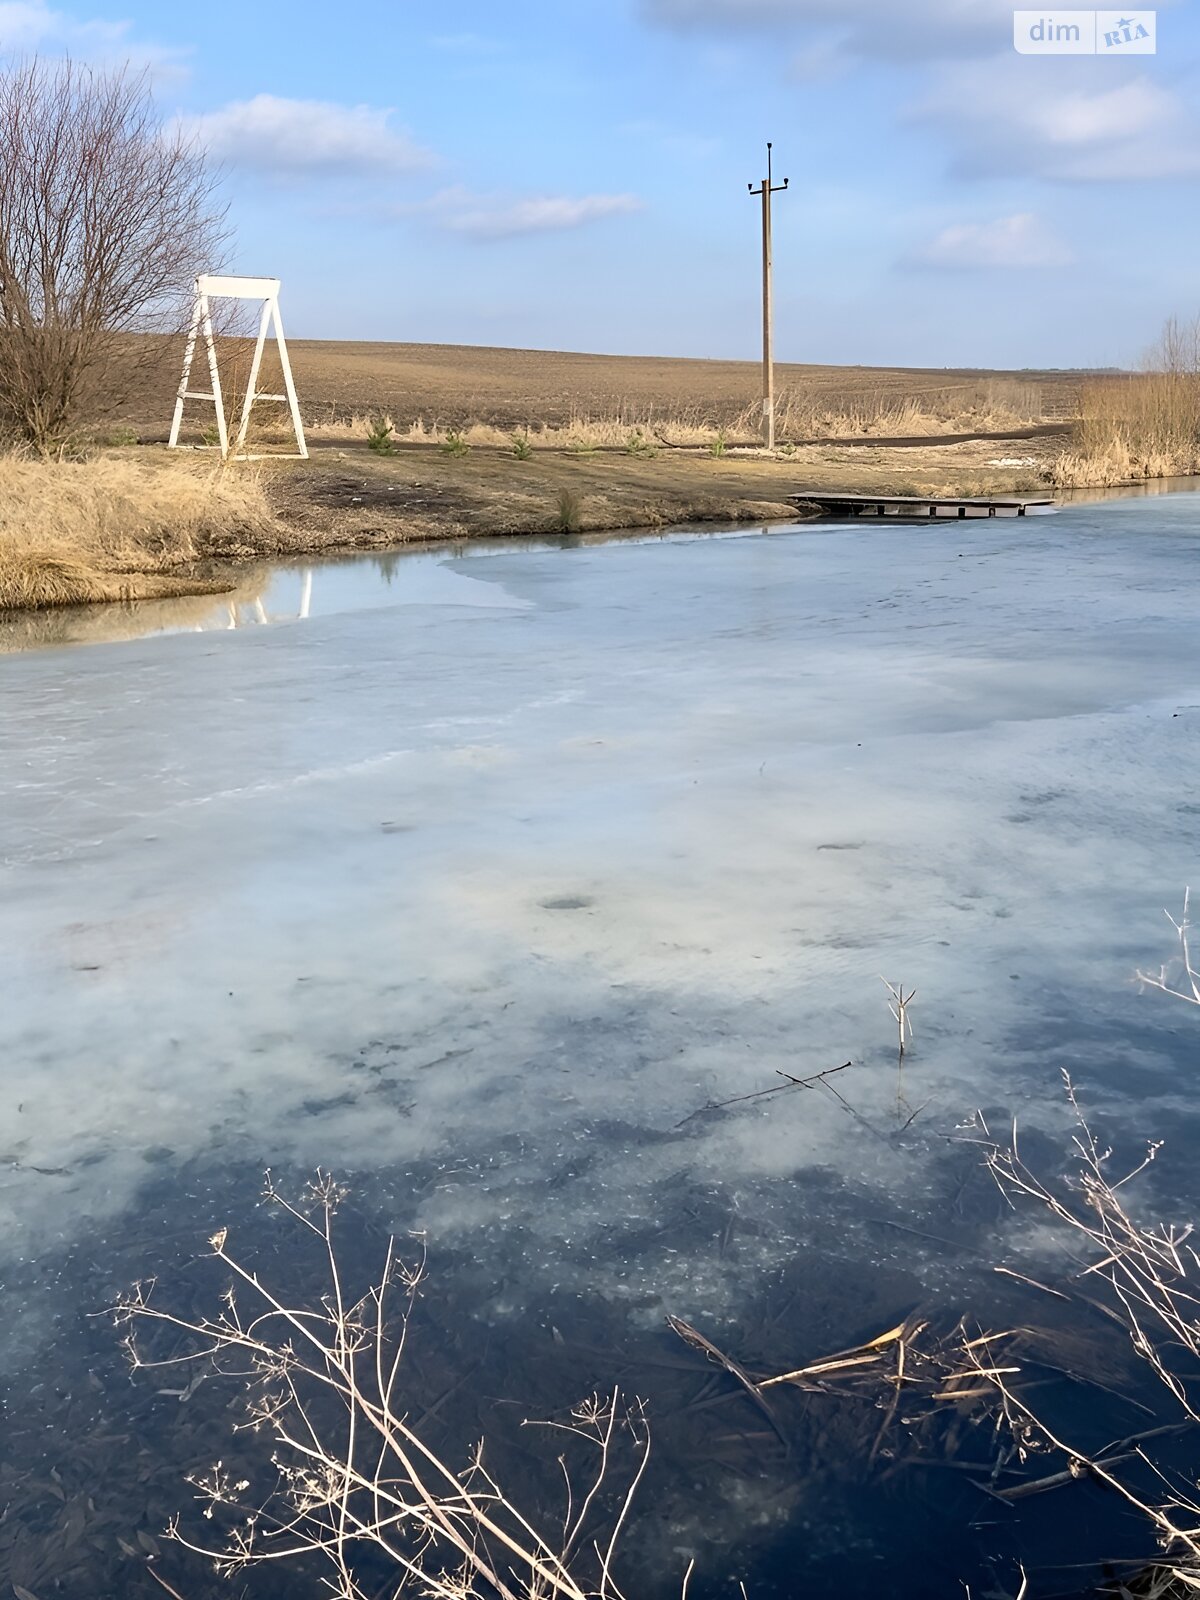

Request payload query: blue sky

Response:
[4,0,1200,366]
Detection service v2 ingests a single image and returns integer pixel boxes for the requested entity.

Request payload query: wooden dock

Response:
[790,491,1055,520]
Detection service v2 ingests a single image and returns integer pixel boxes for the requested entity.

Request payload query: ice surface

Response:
[3,498,1200,1359]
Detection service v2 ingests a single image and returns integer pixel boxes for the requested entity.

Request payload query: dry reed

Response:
[1136,889,1200,1009]
[110,1082,1200,1598]
[1052,318,1200,485]
[1049,375,1200,486]
[0,451,277,609]
[302,378,1047,456]
[979,1077,1200,1589]
[116,1173,660,1600]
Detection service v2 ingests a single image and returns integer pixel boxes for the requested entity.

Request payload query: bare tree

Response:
[0,58,227,455]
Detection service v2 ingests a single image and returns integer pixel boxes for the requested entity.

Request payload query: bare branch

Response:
[0,57,227,454]
[117,1175,660,1600]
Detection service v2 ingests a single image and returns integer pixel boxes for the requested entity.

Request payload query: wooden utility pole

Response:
[748,142,788,451]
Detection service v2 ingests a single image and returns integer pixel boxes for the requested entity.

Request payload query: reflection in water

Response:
[2,498,1200,1597]
[5,474,1198,657]
[0,572,267,652]
[1054,472,1200,503]
[0,517,900,654]
[0,544,547,650]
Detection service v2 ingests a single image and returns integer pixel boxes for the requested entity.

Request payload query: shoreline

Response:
[0,432,1172,616]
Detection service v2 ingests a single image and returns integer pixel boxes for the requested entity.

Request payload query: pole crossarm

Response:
[747,141,788,452]
[747,140,790,200]
[168,274,308,461]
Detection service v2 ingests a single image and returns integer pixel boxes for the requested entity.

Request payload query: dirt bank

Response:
[262,432,1057,550]
[0,433,1060,613]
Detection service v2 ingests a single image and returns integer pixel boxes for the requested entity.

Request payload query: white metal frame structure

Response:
[169,274,308,460]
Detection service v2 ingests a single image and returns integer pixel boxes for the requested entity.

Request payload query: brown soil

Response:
[251,430,1062,558]
[117,336,1085,439]
[280,341,1083,430]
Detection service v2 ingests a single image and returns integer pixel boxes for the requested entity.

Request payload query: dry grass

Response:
[0,422,1062,615]
[747,378,1045,442]
[0,450,278,609]
[301,378,1050,455]
[280,345,1075,439]
[112,331,1080,443]
[117,1174,660,1600]
[264,432,1053,557]
[1051,325,1200,485]
[1050,375,1200,486]
[163,340,1079,441]
[979,1077,1200,1590]
[0,340,1077,615]
[107,915,1200,1600]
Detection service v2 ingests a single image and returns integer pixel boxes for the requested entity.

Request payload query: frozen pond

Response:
[3,497,1200,1597]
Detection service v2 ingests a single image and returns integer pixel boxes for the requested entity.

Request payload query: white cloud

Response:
[0,0,68,47]
[0,0,186,73]
[428,32,501,52]
[0,0,120,49]
[911,65,1200,180]
[617,118,722,159]
[412,186,643,241]
[177,95,434,177]
[642,0,1016,61]
[645,0,1200,186]
[788,34,853,82]
[912,212,1072,268]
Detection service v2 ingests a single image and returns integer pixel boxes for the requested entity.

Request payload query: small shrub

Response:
[366,415,396,455]
[511,431,533,459]
[201,423,222,448]
[777,441,796,458]
[98,425,139,448]
[441,431,470,458]
[624,429,657,458]
[554,487,582,533]
[709,430,727,459]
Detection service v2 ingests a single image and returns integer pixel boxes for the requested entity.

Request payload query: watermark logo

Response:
[1013,10,1156,53]
[1097,10,1156,50]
